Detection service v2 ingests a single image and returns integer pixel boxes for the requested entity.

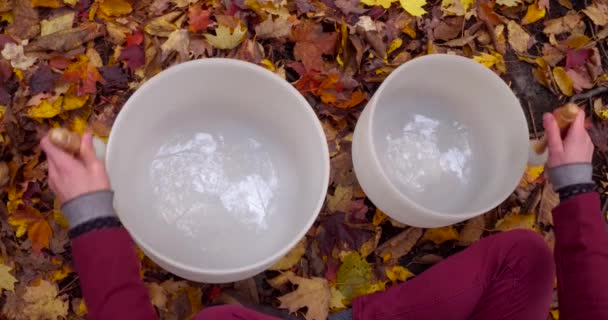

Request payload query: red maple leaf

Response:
[188,5,211,33]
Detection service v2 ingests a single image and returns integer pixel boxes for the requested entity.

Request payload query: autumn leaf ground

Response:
[1,0,608,319]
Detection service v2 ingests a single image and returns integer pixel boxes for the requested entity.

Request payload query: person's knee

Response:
[503,229,555,283]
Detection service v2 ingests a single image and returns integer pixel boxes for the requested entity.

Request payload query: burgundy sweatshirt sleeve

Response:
[71,227,157,320]
[64,191,157,320]
[553,192,608,319]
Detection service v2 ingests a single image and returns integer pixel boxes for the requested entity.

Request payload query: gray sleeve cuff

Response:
[547,163,593,191]
[61,190,117,229]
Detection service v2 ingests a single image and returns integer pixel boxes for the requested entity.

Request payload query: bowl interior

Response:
[107,60,328,272]
[371,55,528,216]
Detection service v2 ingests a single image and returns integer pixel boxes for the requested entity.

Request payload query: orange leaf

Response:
[98,0,132,17]
[62,55,103,96]
[477,0,502,27]
[188,5,211,33]
[337,91,366,109]
[8,206,52,254]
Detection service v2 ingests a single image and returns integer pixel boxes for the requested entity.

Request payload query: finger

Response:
[40,135,81,172]
[543,113,564,155]
[79,132,98,166]
[564,108,586,142]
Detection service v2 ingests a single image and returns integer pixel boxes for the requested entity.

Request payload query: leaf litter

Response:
[0,0,607,319]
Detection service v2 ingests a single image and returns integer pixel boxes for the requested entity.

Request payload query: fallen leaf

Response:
[473,51,506,73]
[522,2,546,25]
[99,0,132,17]
[161,29,190,61]
[327,185,353,213]
[507,20,530,53]
[495,210,536,232]
[543,12,582,36]
[22,280,68,320]
[594,98,608,120]
[29,65,59,95]
[40,12,75,36]
[565,48,592,70]
[422,226,459,245]
[255,15,295,39]
[1,42,37,70]
[26,22,103,52]
[187,5,210,33]
[0,264,17,292]
[144,12,182,37]
[398,0,426,17]
[269,238,307,271]
[329,286,346,310]
[278,273,330,320]
[8,206,52,254]
[360,0,394,9]
[458,215,485,246]
[31,0,62,8]
[496,0,521,7]
[148,282,168,310]
[205,24,247,50]
[583,2,608,26]
[336,252,372,301]
[538,183,558,226]
[566,68,593,92]
[375,227,423,264]
[385,265,413,282]
[552,66,573,96]
[7,0,40,40]
[441,0,474,16]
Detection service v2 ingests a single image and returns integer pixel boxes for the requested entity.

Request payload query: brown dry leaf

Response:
[40,12,75,36]
[147,282,168,310]
[255,15,296,39]
[26,23,104,52]
[375,227,423,263]
[269,237,307,271]
[1,42,37,70]
[144,12,182,37]
[507,20,530,53]
[543,11,582,36]
[327,185,353,213]
[458,215,485,246]
[583,2,608,27]
[0,263,17,292]
[278,273,330,320]
[422,226,459,245]
[161,29,190,61]
[496,0,521,7]
[22,280,69,320]
[538,183,559,226]
[7,0,40,40]
[552,66,574,96]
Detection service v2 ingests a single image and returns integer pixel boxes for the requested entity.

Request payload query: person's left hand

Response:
[41,132,110,204]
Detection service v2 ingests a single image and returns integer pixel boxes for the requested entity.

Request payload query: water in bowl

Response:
[374,93,483,213]
[139,116,297,269]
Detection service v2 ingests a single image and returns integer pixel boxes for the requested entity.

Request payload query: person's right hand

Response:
[543,108,594,168]
[40,132,111,204]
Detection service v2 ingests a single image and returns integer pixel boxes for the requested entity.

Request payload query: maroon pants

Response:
[196,229,554,320]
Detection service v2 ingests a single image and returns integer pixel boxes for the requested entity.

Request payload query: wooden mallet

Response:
[528,103,579,165]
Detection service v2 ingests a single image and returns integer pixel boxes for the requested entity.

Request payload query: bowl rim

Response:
[366,54,529,219]
[106,58,330,277]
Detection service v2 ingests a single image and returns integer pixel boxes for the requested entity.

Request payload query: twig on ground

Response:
[526,101,539,138]
[569,86,608,103]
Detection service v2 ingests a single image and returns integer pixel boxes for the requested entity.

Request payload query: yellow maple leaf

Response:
[519,164,545,187]
[360,0,395,8]
[0,263,17,292]
[8,206,52,254]
[399,0,427,17]
[329,287,346,311]
[496,0,521,7]
[278,273,330,320]
[99,0,132,17]
[422,226,459,244]
[270,238,307,271]
[205,24,247,50]
[22,280,68,320]
[473,52,506,73]
[522,2,546,25]
[385,265,414,282]
[553,67,573,96]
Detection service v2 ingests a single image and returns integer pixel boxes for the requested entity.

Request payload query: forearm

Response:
[64,191,157,320]
[550,164,608,319]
